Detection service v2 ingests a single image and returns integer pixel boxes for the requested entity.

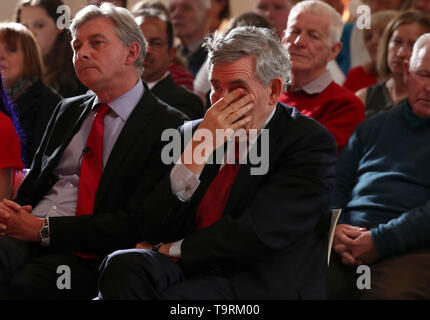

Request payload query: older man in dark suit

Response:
[97,26,337,300]
[135,7,205,119]
[0,3,187,299]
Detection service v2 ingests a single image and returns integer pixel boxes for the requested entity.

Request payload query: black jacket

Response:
[13,79,62,167]
[151,74,205,120]
[142,103,337,299]
[16,86,189,256]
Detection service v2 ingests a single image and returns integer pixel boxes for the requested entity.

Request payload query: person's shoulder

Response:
[275,103,338,155]
[0,112,15,134]
[324,82,364,106]
[143,89,190,126]
[277,102,335,136]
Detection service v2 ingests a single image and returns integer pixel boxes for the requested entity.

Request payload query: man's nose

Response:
[75,45,90,60]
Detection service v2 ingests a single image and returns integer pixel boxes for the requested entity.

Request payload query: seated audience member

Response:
[336,0,413,76]
[208,0,230,33]
[254,0,345,85]
[0,81,24,200]
[135,8,205,119]
[329,33,430,300]
[0,22,62,168]
[253,0,293,39]
[194,12,272,107]
[280,1,364,154]
[0,3,187,300]
[133,0,195,91]
[356,10,430,118]
[414,0,430,13]
[96,26,337,300]
[343,10,397,93]
[169,0,212,77]
[16,0,87,98]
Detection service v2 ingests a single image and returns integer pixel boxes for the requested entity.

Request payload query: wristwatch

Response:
[152,242,164,252]
[39,218,50,247]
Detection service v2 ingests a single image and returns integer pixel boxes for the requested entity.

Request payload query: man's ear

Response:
[269,76,284,105]
[125,42,141,66]
[327,41,342,62]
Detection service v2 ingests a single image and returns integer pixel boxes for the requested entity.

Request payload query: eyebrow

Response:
[72,33,108,43]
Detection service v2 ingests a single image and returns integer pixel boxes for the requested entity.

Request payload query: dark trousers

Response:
[328,250,430,299]
[0,236,100,299]
[97,249,236,300]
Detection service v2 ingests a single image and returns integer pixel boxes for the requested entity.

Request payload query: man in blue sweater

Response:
[329,33,430,299]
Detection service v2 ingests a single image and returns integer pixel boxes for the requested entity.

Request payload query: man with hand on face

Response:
[0,3,187,299]
[329,33,430,299]
[135,8,205,120]
[96,26,337,300]
[280,0,364,154]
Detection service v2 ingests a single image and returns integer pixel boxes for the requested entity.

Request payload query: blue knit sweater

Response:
[335,99,430,258]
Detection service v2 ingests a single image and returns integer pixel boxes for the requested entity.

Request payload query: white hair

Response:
[410,33,430,71]
[289,0,343,45]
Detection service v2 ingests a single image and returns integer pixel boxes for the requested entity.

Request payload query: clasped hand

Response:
[0,199,43,242]
[333,224,379,265]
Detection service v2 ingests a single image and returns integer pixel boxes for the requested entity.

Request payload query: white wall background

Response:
[0,0,254,22]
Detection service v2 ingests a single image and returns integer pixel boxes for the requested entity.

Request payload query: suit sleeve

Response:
[15,100,65,205]
[370,199,430,258]
[180,120,337,275]
[46,109,189,253]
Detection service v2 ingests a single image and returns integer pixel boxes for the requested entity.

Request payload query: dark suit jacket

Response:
[15,85,189,256]
[187,45,207,77]
[151,74,205,120]
[14,79,63,167]
[142,103,337,299]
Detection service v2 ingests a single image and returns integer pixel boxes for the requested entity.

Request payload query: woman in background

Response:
[15,0,86,97]
[0,22,61,168]
[356,10,430,118]
[0,80,24,200]
[343,10,397,93]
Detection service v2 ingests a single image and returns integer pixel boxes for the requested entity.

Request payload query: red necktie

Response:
[76,104,110,216]
[195,141,241,230]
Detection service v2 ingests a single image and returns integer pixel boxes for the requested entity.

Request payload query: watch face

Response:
[41,226,49,238]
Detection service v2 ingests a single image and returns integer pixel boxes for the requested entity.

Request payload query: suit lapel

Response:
[41,96,95,172]
[95,89,156,201]
[222,104,286,217]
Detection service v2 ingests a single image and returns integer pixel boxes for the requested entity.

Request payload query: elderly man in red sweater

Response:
[280,0,364,153]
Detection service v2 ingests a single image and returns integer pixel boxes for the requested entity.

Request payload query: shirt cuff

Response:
[170,162,200,202]
[169,239,183,258]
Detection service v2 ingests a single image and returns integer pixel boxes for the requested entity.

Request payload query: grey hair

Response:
[204,26,290,91]
[289,0,343,45]
[70,2,146,73]
[410,33,430,71]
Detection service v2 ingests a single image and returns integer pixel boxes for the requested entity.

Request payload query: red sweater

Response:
[279,81,365,153]
[343,66,377,93]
